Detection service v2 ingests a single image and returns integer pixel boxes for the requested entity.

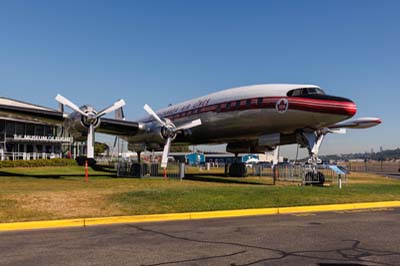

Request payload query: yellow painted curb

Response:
[1,201,399,232]
[278,201,400,214]
[0,218,83,232]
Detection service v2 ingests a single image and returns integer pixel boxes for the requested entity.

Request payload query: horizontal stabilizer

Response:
[328,117,382,129]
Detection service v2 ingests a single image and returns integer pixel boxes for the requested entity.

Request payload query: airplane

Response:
[0,84,381,171]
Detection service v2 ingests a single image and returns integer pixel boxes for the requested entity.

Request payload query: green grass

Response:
[112,183,400,214]
[0,165,114,177]
[0,166,400,222]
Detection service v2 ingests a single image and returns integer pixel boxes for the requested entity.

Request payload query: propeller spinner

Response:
[143,104,202,168]
[56,94,126,159]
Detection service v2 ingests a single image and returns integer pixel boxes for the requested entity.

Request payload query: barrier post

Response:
[163,168,167,179]
[85,160,89,183]
[179,163,185,181]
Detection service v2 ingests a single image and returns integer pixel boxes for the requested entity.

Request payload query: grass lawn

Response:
[0,166,400,223]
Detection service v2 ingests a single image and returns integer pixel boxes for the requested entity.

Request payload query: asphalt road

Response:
[1,208,400,266]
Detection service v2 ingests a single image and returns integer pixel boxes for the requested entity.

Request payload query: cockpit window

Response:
[287,87,325,97]
[291,89,302,96]
[307,87,325,94]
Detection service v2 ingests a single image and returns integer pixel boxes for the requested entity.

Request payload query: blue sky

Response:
[0,0,399,156]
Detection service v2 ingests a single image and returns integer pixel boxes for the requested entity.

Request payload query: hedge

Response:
[0,158,77,168]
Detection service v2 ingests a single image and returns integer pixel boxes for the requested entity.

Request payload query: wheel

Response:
[304,171,314,185]
[316,171,325,185]
[304,171,325,185]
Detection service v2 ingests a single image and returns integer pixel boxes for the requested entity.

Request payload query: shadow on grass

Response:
[0,170,116,179]
[91,164,117,173]
[184,174,272,186]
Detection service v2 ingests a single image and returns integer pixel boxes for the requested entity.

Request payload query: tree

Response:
[170,144,191,153]
[94,142,109,156]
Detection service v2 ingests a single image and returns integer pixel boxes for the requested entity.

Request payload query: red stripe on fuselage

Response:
[142,96,356,123]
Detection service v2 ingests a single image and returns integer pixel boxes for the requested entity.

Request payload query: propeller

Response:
[56,94,126,159]
[143,104,202,168]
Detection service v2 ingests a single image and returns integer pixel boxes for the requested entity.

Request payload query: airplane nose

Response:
[322,95,357,117]
[344,99,357,117]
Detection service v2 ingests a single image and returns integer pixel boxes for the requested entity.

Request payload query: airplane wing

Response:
[327,117,382,130]
[0,97,140,137]
[97,118,140,136]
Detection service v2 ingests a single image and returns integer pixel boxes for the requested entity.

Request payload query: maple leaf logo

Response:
[276,99,289,113]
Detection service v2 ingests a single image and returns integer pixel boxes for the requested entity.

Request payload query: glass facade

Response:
[0,120,4,141]
[0,119,68,160]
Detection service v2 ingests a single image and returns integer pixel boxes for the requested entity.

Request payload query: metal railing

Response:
[1,152,63,161]
[117,160,184,179]
[249,164,339,185]
[339,161,400,173]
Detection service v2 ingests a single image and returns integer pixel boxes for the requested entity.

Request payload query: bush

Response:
[75,156,96,166]
[0,159,77,168]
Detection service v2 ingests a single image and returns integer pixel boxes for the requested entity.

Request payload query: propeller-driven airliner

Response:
[0,84,381,169]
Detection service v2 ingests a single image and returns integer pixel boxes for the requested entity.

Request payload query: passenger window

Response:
[236,100,241,107]
[246,99,251,107]
[226,102,231,109]
[257,98,263,105]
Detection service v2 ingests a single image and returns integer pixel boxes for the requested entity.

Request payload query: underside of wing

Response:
[97,118,140,136]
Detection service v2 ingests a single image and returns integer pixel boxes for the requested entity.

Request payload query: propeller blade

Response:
[161,137,172,168]
[96,99,126,118]
[143,104,167,127]
[87,124,95,158]
[55,94,88,116]
[175,119,202,131]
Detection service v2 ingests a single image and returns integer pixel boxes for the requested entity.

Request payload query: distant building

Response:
[0,118,72,160]
[204,153,267,164]
[0,97,75,161]
[185,152,205,165]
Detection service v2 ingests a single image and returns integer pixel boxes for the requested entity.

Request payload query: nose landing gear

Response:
[297,130,326,185]
[304,170,325,185]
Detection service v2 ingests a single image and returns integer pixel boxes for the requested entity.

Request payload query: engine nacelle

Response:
[128,121,180,146]
[64,105,101,140]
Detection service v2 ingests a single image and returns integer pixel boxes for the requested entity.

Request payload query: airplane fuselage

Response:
[126,84,356,151]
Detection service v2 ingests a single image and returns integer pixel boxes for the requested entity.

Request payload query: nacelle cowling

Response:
[64,105,101,140]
